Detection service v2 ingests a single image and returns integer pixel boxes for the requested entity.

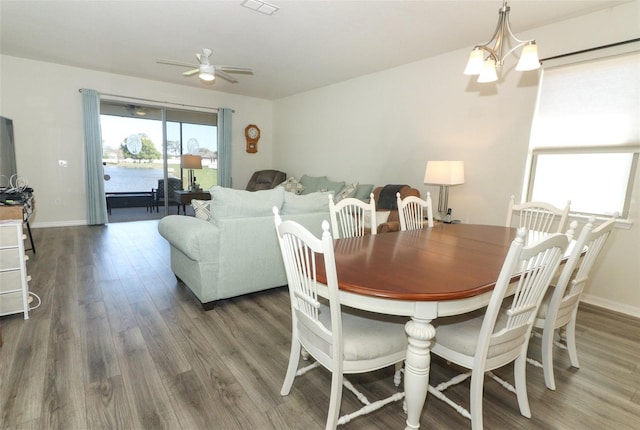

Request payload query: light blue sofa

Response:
[158,186,331,309]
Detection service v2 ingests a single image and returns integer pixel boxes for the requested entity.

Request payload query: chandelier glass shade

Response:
[464,1,540,83]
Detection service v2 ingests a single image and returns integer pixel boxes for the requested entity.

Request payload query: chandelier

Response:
[464,1,540,83]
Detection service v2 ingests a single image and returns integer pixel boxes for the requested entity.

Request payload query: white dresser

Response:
[0,220,30,319]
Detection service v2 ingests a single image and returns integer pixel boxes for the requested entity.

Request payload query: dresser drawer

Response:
[0,290,26,316]
[0,248,22,270]
[0,270,24,293]
[0,223,24,247]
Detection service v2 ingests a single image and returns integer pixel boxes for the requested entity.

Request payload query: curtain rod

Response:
[78,89,234,113]
[541,38,640,62]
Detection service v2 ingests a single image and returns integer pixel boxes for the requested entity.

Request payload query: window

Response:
[525,47,640,218]
[100,102,217,193]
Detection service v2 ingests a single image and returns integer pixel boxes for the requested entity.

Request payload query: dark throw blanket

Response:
[378,184,406,210]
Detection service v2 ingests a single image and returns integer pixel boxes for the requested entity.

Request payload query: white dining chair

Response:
[329,193,376,238]
[428,228,569,430]
[397,192,434,231]
[505,195,571,236]
[531,215,616,390]
[273,207,407,429]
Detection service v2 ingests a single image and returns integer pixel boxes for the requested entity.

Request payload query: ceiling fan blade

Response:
[215,70,239,83]
[215,65,254,74]
[183,69,199,77]
[156,58,199,69]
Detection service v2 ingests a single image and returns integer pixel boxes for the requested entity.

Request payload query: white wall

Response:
[273,1,640,316]
[0,56,273,226]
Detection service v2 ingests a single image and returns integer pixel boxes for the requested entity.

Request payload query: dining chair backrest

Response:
[273,206,408,428]
[329,193,376,239]
[429,228,569,429]
[505,195,571,235]
[482,229,569,367]
[274,207,342,374]
[397,192,434,231]
[533,215,616,389]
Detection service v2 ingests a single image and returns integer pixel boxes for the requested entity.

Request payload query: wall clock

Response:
[245,124,260,153]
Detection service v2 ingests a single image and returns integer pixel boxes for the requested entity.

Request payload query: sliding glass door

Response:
[100,102,217,219]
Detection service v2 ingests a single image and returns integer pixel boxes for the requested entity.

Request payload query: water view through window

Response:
[101,112,218,195]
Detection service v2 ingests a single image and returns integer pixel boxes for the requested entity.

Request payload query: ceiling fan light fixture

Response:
[199,64,215,81]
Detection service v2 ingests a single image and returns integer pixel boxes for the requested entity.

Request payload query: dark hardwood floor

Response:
[1,220,638,429]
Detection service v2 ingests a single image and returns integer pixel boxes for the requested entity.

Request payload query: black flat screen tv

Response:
[0,116,18,190]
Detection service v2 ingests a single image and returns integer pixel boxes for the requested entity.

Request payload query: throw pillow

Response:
[279,177,305,194]
[335,182,358,202]
[281,191,332,215]
[353,184,375,201]
[321,178,346,196]
[299,175,327,195]
[191,199,211,221]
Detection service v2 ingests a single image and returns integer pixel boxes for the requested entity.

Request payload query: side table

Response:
[173,190,211,215]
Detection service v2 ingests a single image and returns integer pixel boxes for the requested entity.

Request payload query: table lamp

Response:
[181,154,202,191]
[424,161,465,222]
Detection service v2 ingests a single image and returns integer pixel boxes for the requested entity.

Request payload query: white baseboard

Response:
[581,294,640,318]
[31,220,87,228]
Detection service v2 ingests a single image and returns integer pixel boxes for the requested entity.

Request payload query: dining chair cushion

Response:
[435,309,522,359]
[314,303,408,361]
[534,288,555,319]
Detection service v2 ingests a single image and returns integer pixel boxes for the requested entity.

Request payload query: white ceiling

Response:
[0,1,628,100]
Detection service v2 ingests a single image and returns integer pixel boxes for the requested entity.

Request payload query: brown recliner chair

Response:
[372,185,420,233]
[245,170,287,191]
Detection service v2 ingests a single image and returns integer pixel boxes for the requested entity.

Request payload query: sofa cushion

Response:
[281,191,332,215]
[279,176,305,194]
[299,175,327,195]
[210,186,284,222]
[353,184,375,200]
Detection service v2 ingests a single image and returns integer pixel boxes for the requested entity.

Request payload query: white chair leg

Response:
[541,326,557,390]
[514,355,532,418]
[326,371,344,430]
[566,315,580,368]
[469,371,485,430]
[393,362,403,387]
[281,341,302,396]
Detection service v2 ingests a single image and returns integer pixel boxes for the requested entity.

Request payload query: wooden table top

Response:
[316,223,518,302]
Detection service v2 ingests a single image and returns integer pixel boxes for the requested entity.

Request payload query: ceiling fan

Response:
[156,48,253,83]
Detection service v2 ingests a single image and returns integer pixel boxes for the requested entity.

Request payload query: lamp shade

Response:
[477,58,498,83]
[463,48,485,75]
[515,42,541,71]
[181,154,202,170]
[424,161,465,185]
